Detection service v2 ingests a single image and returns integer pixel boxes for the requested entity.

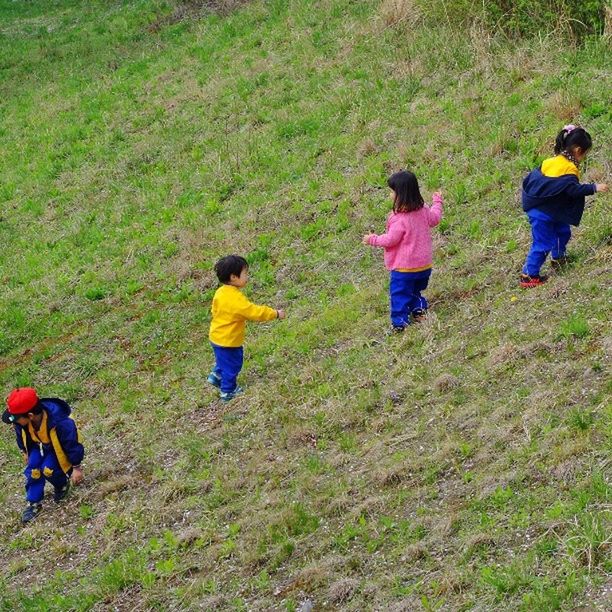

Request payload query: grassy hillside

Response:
[0,0,610,609]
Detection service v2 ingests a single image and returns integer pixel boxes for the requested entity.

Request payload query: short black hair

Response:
[388,170,425,213]
[554,126,592,156]
[214,255,248,283]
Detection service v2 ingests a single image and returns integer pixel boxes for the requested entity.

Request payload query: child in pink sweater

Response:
[363,170,443,332]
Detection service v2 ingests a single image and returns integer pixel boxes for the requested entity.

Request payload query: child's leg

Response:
[552,223,571,260]
[24,448,45,503]
[410,272,431,315]
[41,452,68,493]
[212,344,244,393]
[389,271,411,327]
[522,212,556,276]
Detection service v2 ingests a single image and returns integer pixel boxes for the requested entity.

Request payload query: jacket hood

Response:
[522,169,577,200]
[541,155,579,178]
[40,398,72,422]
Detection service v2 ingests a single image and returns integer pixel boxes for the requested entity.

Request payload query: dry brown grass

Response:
[328,577,359,603]
[545,91,583,122]
[380,0,421,28]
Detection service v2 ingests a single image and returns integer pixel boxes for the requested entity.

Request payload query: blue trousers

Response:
[24,447,68,503]
[523,209,571,276]
[211,343,244,393]
[389,269,431,327]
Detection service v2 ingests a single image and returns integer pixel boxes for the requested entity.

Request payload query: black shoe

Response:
[412,308,428,322]
[54,482,71,503]
[21,503,42,523]
[388,325,407,335]
[550,256,568,269]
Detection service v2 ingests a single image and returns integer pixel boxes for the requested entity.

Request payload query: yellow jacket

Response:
[209,284,278,347]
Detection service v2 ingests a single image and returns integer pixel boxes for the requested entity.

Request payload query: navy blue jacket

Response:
[4,398,84,473]
[522,168,596,226]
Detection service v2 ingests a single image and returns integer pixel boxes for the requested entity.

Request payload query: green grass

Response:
[0,0,611,609]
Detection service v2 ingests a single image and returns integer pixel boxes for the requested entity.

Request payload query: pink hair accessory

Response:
[563,124,576,133]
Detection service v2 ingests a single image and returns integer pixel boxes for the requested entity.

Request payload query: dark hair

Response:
[214,255,248,283]
[2,402,42,425]
[554,126,592,156]
[388,170,424,213]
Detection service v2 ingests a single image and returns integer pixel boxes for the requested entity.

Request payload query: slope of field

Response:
[0,0,610,609]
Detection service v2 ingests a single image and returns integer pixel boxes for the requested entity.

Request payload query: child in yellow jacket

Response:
[208,255,285,401]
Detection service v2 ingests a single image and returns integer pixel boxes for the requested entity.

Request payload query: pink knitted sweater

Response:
[367,193,443,270]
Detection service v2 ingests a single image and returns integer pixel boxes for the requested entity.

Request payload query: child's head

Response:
[214,255,249,287]
[554,125,592,160]
[388,170,425,213]
[2,387,42,426]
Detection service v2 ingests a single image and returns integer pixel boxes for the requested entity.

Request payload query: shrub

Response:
[411,0,605,37]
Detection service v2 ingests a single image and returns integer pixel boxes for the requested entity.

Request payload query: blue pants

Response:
[211,343,244,393]
[389,269,431,328]
[523,209,571,276]
[24,447,68,503]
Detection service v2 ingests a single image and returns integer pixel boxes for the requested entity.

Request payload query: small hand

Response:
[276,309,286,320]
[596,183,608,192]
[362,234,376,245]
[71,466,84,485]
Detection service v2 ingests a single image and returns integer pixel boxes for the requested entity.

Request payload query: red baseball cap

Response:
[7,388,39,415]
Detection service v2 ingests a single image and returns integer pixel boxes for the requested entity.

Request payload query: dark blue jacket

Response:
[522,168,596,226]
[6,398,84,474]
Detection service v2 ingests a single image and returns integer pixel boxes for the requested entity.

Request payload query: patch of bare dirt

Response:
[147,0,253,33]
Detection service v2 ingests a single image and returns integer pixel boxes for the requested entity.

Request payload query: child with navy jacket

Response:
[520,125,608,288]
[2,387,84,523]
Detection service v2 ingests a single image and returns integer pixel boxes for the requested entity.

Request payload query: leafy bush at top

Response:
[412,0,606,37]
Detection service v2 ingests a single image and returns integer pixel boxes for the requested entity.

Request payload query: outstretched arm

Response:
[234,294,280,322]
[427,192,443,227]
[564,178,597,198]
[363,218,404,248]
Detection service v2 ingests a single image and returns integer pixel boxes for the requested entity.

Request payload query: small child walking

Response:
[208,255,285,401]
[363,170,443,332]
[520,125,608,288]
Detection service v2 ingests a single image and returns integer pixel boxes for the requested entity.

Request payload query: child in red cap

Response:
[2,388,85,523]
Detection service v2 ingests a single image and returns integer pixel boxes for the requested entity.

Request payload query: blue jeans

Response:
[389,269,432,328]
[523,209,571,276]
[211,343,244,393]
[24,447,68,503]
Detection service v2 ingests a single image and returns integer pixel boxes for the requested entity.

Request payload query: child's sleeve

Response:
[55,419,85,467]
[15,426,25,453]
[426,192,443,227]
[235,294,278,322]
[564,178,597,198]
[368,217,404,248]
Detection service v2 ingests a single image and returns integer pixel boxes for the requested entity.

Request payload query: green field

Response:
[0,0,610,609]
